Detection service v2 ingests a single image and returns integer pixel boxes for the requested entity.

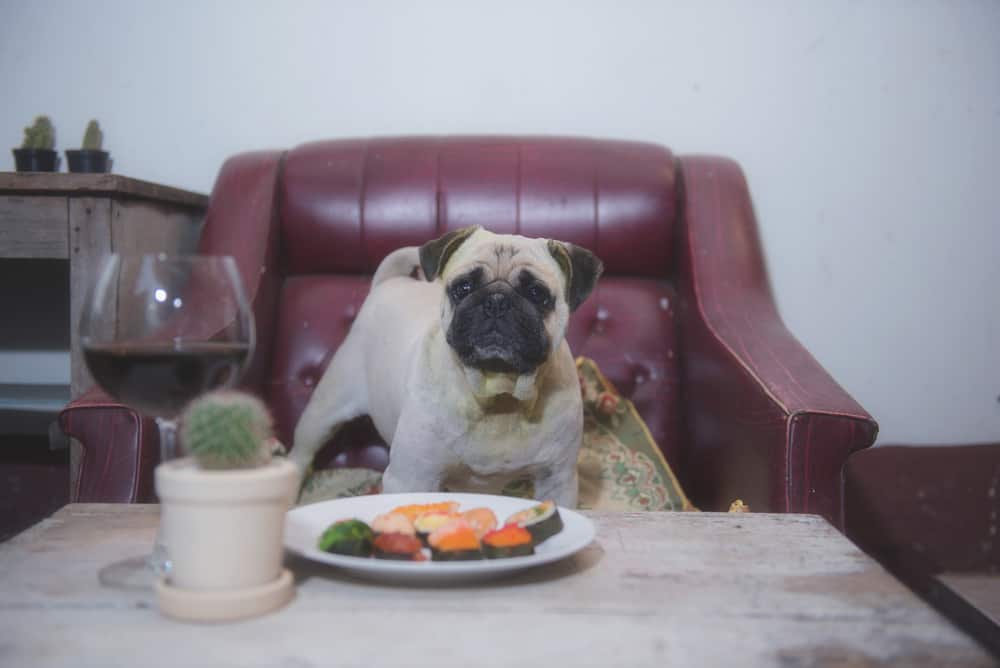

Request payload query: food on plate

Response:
[461,507,498,538]
[413,511,459,546]
[372,511,417,536]
[318,518,374,556]
[505,500,564,544]
[373,532,426,561]
[317,498,568,562]
[427,519,483,561]
[482,525,534,559]
[391,501,461,523]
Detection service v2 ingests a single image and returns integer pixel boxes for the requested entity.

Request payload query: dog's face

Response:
[420,227,602,379]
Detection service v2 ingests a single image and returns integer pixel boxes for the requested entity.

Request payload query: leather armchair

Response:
[59,137,877,528]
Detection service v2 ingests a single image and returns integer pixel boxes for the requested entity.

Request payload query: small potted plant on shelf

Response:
[65,119,110,173]
[155,390,300,623]
[13,116,58,172]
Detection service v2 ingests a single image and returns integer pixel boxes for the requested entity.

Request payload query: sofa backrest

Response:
[227,137,685,465]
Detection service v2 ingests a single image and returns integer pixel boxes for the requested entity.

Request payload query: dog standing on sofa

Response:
[291,225,602,507]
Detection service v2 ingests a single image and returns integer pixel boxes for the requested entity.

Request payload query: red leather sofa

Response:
[59,136,877,528]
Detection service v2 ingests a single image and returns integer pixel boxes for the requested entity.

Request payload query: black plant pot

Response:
[13,148,59,172]
[65,149,110,174]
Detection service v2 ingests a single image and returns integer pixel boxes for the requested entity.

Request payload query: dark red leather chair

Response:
[59,137,877,528]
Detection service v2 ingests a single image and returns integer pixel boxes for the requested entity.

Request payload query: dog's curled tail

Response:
[371,246,424,287]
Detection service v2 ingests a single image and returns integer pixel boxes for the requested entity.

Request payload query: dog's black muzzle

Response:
[447,282,550,375]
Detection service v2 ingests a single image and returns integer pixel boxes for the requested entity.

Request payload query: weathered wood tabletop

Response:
[0,504,993,667]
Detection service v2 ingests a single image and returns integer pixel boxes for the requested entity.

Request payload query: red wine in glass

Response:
[78,253,255,589]
[83,341,251,418]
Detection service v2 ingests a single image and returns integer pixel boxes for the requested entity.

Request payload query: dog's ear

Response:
[420,225,481,281]
[547,240,603,311]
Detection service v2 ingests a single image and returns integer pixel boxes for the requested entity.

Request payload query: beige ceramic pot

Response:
[154,457,299,622]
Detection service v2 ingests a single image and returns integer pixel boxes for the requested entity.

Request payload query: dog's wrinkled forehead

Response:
[443,230,562,288]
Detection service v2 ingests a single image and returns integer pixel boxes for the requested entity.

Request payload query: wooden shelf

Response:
[1,172,207,478]
[0,172,209,209]
[0,383,70,435]
[0,383,70,412]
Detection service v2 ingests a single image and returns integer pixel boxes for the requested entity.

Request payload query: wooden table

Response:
[0,505,993,666]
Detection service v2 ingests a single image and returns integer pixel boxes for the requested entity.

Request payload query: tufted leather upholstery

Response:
[59,136,877,528]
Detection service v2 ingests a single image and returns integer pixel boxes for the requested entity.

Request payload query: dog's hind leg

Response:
[290,343,367,473]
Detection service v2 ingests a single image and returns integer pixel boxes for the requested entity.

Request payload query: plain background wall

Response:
[2,0,998,445]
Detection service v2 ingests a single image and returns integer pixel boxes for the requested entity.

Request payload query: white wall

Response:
[3,0,998,445]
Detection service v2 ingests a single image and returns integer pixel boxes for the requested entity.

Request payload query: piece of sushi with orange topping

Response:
[482,525,534,559]
[460,507,497,538]
[390,501,460,523]
[371,511,416,537]
[413,511,459,546]
[427,518,483,561]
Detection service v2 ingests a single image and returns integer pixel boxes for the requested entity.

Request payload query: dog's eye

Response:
[526,282,551,307]
[451,279,474,301]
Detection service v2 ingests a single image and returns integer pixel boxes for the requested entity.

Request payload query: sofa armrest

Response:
[58,387,159,503]
[676,156,878,527]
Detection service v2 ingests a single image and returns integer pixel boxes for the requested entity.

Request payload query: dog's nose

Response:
[483,292,509,317]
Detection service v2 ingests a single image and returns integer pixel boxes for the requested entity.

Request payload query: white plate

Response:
[285,492,596,585]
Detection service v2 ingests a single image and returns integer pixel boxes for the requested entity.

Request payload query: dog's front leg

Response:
[533,459,579,508]
[381,417,455,494]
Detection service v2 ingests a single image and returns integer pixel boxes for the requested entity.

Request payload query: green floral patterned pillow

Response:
[572,357,694,511]
[298,357,695,511]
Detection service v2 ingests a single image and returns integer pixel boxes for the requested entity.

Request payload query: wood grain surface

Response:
[0,173,208,208]
[0,505,992,667]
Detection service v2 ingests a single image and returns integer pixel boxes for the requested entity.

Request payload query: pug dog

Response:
[291,225,602,507]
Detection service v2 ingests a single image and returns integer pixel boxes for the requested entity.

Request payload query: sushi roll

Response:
[505,500,564,545]
[371,511,417,537]
[482,525,534,559]
[413,511,459,546]
[428,519,483,561]
[461,507,497,538]
[317,518,374,556]
[372,533,426,561]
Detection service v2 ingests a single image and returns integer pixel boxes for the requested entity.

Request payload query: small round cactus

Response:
[180,390,274,470]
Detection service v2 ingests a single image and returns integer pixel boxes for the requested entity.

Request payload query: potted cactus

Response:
[13,116,58,172]
[65,120,110,173]
[154,390,300,623]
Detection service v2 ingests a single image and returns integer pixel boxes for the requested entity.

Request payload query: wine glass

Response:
[79,253,255,589]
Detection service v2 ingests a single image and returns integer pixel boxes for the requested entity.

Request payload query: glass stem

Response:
[156,417,179,462]
[151,417,178,579]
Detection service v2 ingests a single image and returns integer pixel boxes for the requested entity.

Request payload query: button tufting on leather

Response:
[300,369,317,387]
[344,305,357,322]
[632,363,652,387]
[659,297,670,311]
[592,306,610,334]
